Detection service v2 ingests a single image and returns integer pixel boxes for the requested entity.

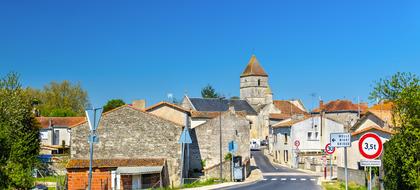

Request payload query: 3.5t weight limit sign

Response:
[358,133,383,160]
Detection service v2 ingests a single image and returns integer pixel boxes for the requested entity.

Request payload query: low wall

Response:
[337,167,366,186]
[203,161,232,181]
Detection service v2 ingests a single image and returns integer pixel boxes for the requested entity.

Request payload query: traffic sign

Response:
[228,141,238,153]
[358,133,383,160]
[85,108,103,131]
[294,140,300,147]
[360,160,382,167]
[330,133,351,147]
[325,143,336,154]
[178,127,192,144]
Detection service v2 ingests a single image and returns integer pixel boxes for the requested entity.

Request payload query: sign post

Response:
[325,143,336,180]
[178,126,192,186]
[330,133,351,190]
[228,140,238,181]
[294,140,300,169]
[85,107,103,190]
[358,133,383,190]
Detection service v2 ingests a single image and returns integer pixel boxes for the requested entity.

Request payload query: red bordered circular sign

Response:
[325,143,336,154]
[358,133,383,159]
[294,140,300,147]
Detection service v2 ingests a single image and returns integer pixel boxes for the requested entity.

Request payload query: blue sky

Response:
[1,0,419,110]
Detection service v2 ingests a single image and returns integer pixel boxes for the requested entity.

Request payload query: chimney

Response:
[228,102,235,114]
[132,100,146,110]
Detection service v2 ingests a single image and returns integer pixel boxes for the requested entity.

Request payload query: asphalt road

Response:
[220,150,322,190]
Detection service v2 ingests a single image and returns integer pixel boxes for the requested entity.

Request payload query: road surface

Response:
[220,150,322,190]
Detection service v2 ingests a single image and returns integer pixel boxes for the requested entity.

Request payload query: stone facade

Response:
[189,110,251,172]
[240,76,271,108]
[70,106,183,187]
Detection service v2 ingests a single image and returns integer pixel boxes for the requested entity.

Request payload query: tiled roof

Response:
[312,100,368,113]
[351,125,394,136]
[369,101,394,111]
[188,98,257,115]
[272,100,308,118]
[66,158,165,169]
[269,113,293,120]
[36,117,86,129]
[145,101,190,113]
[272,115,310,128]
[240,55,268,77]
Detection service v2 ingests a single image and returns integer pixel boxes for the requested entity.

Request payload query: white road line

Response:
[281,178,287,181]
[301,178,307,181]
[291,178,297,181]
[310,179,316,181]
[263,178,268,181]
[271,178,278,181]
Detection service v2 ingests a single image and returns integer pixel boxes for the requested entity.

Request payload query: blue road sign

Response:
[229,141,238,153]
[85,108,103,131]
[178,127,192,144]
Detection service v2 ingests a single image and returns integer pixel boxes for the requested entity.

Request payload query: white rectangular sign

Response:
[330,133,351,147]
[360,160,382,167]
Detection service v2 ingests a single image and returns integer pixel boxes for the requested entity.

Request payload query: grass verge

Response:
[322,181,378,190]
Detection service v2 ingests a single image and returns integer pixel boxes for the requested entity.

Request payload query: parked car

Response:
[250,139,261,150]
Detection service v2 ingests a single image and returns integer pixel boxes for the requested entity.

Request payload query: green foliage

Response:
[322,181,375,190]
[200,159,207,169]
[230,96,240,100]
[26,80,89,117]
[201,84,221,98]
[224,153,232,161]
[103,99,126,112]
[0,72,40,189]
[370,72,420,190]
[182,178,222,188]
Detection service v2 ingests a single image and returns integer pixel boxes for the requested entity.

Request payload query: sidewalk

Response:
[185,157,263,190]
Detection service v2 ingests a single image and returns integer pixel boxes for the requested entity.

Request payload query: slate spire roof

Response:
[241,55,268,77]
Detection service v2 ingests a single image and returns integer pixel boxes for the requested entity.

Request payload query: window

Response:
[308,131,319,141]
[284,150,289,163]
[40,131,48,140]
[258,79,261,86]
[284,133,288,144]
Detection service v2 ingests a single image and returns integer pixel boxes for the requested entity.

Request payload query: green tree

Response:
[201,84,221,98]
[103,99,126,112]
[0,73,40,189]
[27,80,89,116]
[370,72,420,190]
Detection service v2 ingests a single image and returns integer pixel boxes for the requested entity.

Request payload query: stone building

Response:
[68,105,183,189]
[312,100,368,131]
[189,109,251,180]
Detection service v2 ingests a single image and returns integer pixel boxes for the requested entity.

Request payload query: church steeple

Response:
[240,55,271,109]
[241,55,268,77]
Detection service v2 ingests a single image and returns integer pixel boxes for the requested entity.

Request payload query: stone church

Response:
[240,55,307,140]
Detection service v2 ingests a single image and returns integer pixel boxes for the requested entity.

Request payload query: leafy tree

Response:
[230,96,240,100]
[370,72,420,189]
[0,73,40,189]
[201,84,221,98]
[103,99,125,112]
[27,80,89,116]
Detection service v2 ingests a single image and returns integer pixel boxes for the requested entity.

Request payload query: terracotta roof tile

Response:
[369,101,394,111]
[272,100,308,117]
[272,115,311,128]
[351,125,395,136]
[66,158,165,169]
[313,100,368,113]
[36,117,86,129]
[240,55,268,77]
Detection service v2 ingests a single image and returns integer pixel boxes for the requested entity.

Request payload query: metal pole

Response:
[88,133,93,190]
[180,143,184,186]
[88,110,96,190]
[369,167,372,190]
[219,111,223,181]
[330,154,333,180]
[344,147,348,190]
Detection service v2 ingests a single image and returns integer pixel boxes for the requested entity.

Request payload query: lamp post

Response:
[85,107,103,190]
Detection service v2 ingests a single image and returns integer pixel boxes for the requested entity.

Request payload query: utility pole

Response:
[86,107,103,190]
[219,109,223,181]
